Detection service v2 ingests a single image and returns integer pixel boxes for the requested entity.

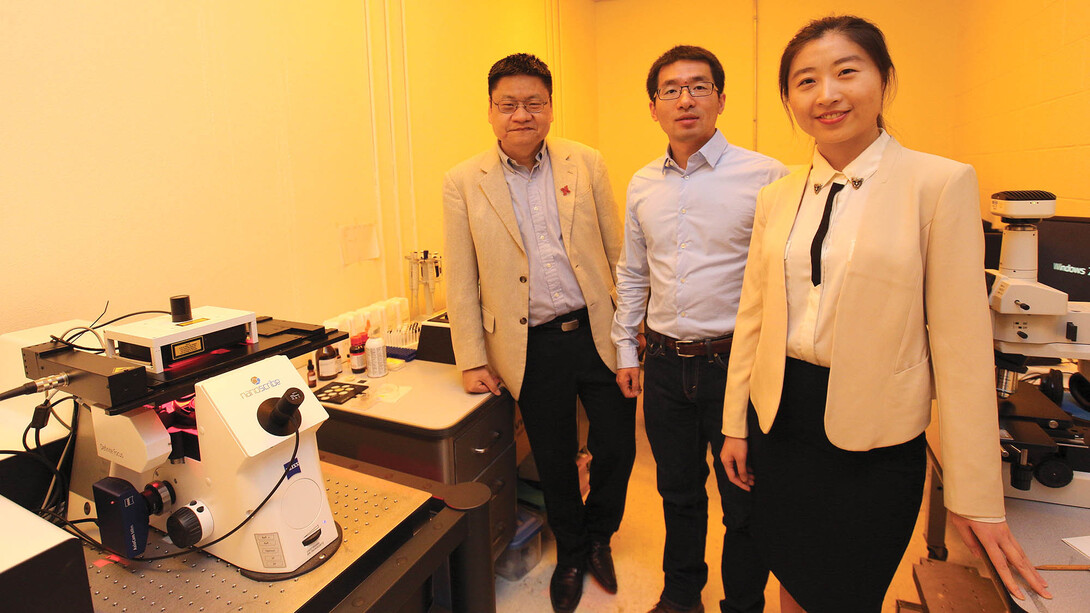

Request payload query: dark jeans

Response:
[519,320,637,569]
[643,332,766,613]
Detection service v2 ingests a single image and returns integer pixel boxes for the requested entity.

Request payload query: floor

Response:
[493,395,938,613]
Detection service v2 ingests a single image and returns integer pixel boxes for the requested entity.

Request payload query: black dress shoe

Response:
[550,564,585,613]
[587,540,617,593]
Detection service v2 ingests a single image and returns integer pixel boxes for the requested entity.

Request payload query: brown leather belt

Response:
[532,307,589,332]
[646,328,733,358]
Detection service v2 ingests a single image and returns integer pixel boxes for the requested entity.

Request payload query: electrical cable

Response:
[55,326,107,351]
[60,301,110,345]
[48,396,77,431]
[42,398,80,514]
[47,337,105,353]
[56,312,169,352]
[92,310,170,329]
[0,448,69,513]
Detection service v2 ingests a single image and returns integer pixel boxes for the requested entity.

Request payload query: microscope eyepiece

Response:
[257,387,305,436]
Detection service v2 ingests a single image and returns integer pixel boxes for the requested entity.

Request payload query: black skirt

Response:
[748,358,926,613]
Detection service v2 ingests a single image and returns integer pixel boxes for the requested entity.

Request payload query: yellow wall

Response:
[0,0,597,333]
[953,0,1090,217]
[592,0,963,205]
[2,1,388,332]
[1,1,1087,335]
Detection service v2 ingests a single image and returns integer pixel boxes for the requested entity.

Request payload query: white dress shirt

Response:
[498,143,587,326]
[785,131,889,366]
[612,130,787,369]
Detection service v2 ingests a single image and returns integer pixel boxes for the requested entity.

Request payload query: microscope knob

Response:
[1034,457,1074,489]
[167,503,207,548]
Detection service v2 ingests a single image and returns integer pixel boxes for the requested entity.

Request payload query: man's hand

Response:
[720,436,753,491]
[616,367,642,398]
[462,366,502,395]
[949,514,1051,601]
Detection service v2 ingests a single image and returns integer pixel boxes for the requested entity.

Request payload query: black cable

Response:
[49,396,77,431]
[0,382,38,402]
[22,423,33,453]
[63,300,110,345]
[37,510,103,549]
[47,335,105,353]
[0,448,69,513]
[91,310,170,329]
[61,308,169,348]
[88,300,110,329]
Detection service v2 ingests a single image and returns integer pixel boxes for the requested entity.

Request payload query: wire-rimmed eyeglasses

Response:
[655,82,717,100]
[491,99,549,114]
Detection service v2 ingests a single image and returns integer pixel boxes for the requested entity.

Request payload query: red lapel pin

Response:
[560,185,570,196]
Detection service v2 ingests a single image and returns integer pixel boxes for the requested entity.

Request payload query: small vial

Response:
[306,360,317,388]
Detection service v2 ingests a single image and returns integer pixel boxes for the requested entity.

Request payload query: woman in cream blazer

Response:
[719,15,1049,612]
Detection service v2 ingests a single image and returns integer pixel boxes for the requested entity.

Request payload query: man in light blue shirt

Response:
[612,46,786,613]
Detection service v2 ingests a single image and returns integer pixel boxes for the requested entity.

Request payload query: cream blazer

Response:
[722,138,1004,518]
[442,138,623,401]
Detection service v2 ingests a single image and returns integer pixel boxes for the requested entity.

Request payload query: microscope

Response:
[987,191,1090,507]
[13,300,345,579]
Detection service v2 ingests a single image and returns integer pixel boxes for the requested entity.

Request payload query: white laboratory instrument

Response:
[67,354,341,579]
[987,190,1090,507]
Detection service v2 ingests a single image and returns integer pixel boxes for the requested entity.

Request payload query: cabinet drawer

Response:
[480,443,517,559]
[453,400,514,482]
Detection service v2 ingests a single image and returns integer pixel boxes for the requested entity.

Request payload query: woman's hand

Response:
[949,514,1051,600]
[720,436,754,491]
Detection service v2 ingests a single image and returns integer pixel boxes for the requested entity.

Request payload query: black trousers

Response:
[642,333,767,613]
[518,318,637,569]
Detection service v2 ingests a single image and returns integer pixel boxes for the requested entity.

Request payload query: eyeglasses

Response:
[655,82,717,100]
[491,99,548,114]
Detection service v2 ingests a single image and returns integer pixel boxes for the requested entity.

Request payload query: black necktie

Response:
[811,181,845,286]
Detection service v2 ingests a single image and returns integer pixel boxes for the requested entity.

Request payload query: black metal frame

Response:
[319,454,497,613]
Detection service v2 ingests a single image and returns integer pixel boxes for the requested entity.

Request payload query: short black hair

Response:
[779,15,896,129]
[488,53,553,97]
[646,45,725,101]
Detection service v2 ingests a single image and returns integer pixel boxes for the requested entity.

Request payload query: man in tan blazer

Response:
[442,53,636,613]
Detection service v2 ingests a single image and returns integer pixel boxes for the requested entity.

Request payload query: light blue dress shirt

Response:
[612,130,787,369]
[497,143,587,326]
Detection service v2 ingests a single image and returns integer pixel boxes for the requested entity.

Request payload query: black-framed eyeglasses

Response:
[655,82,717,100]
[491,99,548,114]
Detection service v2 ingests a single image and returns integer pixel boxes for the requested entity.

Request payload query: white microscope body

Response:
[988,192,1090,386]
[71,355,340,578]
[987,190,1090,507]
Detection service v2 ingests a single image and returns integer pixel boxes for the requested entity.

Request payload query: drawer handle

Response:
[473,430,502,454]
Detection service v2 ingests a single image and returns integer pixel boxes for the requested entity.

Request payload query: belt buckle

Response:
[561,319,579,332]
[674,339,699,356]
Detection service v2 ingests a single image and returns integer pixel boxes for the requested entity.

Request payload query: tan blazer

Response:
[442,138,623,401]
[723,138,1004,518]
